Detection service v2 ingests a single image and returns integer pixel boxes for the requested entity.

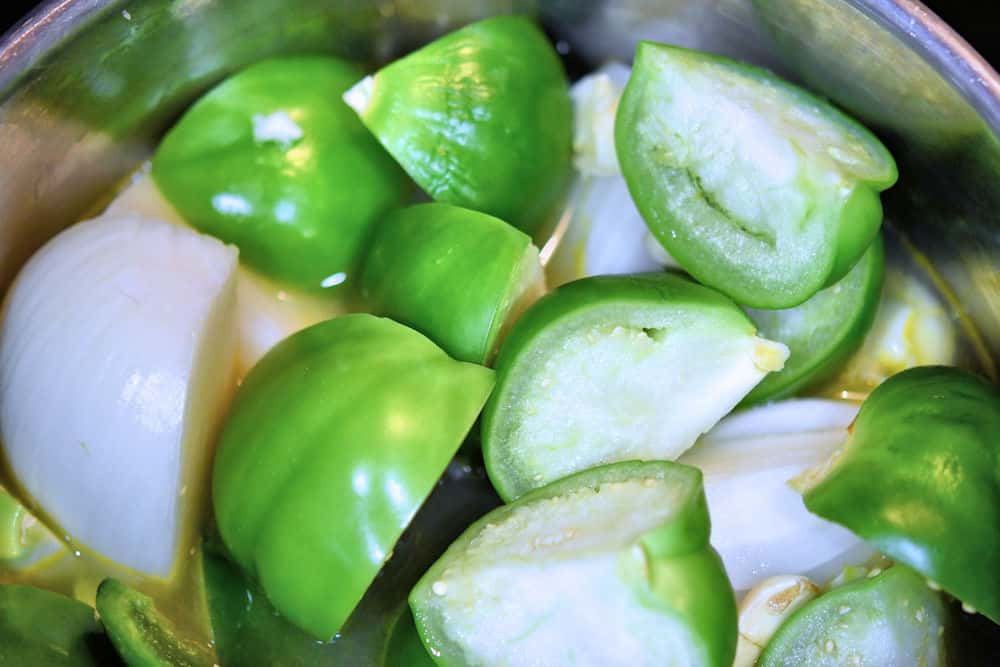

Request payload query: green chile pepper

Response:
[343,16,572,234]
[743,234,884,404]
[482,272,788,501]
[95,579,214,667]
[801,366,1000,623]
[0,584,118,665]
[361,202,544,364]
[152,57,410,290]
[758,565,947,666]
[410,460,737,667]
[616,42,897,309]
[212,314,494,640]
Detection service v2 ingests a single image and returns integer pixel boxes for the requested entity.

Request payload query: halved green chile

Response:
[758,565,947,666]
[0,584,116,666]
[152,57,410,290]
[343,16,572,234]
[361,203,544,364]
[616,42,897,309]
[212,314,494,640]
[800,366,1000,623]
[410,461,737,667]
[482,273,788,501]
[743,234,884,404]
[95,578,214,667]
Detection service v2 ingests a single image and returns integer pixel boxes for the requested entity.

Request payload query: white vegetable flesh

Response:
[0,213,238,576]
[106,171,343,376]
[503,310,787,494]
[414,477,703,667]
[680,399,874,593]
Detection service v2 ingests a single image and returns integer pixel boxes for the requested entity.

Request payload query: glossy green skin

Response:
[95,579,213,667]
[152,56,410,291]
[0,488,24,559]
[744,234,883,404]
[804,366,1000,623]
[362,202,535,364]
[410,461,736,667]
[355,16,572,235]
[482,272,760,502]
[202,548,339,666]
[759,565,947,666]
[616,42,897,309]
[212,314,495,640]
[0,585,118,665]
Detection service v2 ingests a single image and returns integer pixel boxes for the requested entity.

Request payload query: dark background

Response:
[1,1,998,67]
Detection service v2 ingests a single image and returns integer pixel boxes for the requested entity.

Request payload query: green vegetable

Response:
[95,579,213,667]
[410,461,737,667]
[482,272,788,501]
[212,314,494,640]
[744,234,884,404]
[0,485,66,571]
[202,548,337,666]
[616,42,896,309]
[0,584,117,666]
[800,366,1000,623]
[361,202,544,364]
[152,56,410,290]
[343,16,572,234]
[758,565,947,666]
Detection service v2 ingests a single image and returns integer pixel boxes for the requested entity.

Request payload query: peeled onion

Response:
[546,63,679,285]
[106,171,343,376]
[0,213,238,576]
[679,399,874,594]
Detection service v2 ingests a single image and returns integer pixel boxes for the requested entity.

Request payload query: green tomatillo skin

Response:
[95,578,215,667]
[743,234,884,404]
[616,42,897,309]
[758,565,947,666]
[0,585,116,666]
[482,272,788,501]
[152,56,410,291]
[802,366,1000,623]
[212,314,494,640]
[410,460,737,667]
[343,16,572,235]
[361,203,544,364]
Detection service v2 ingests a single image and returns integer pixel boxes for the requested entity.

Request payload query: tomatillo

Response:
[343,16,572,235]
[743,234,884,404]
[616,42,897,309]
[212,314,494,640]
[152,56,410,291]
[482,272,788,501]
[758,565,946,666]
[410,460,737,667]
[361,203,545,364]
[799,366,1000,624]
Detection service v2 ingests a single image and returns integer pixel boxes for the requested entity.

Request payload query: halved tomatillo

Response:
[482,273,788,501]
[212,315,494,640]
[361,203,544,364]
[798,366,1000,624]
[343,16,572,235]
[616,42,897,309]
[758,565,947,666]
[410,460,737,667]
[743,234,884,404]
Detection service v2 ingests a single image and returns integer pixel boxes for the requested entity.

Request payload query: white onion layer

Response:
[0,213,238,576]
[679,399,874,594]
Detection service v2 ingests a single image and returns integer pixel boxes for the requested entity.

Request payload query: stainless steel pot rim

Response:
[2,0,1000,137]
